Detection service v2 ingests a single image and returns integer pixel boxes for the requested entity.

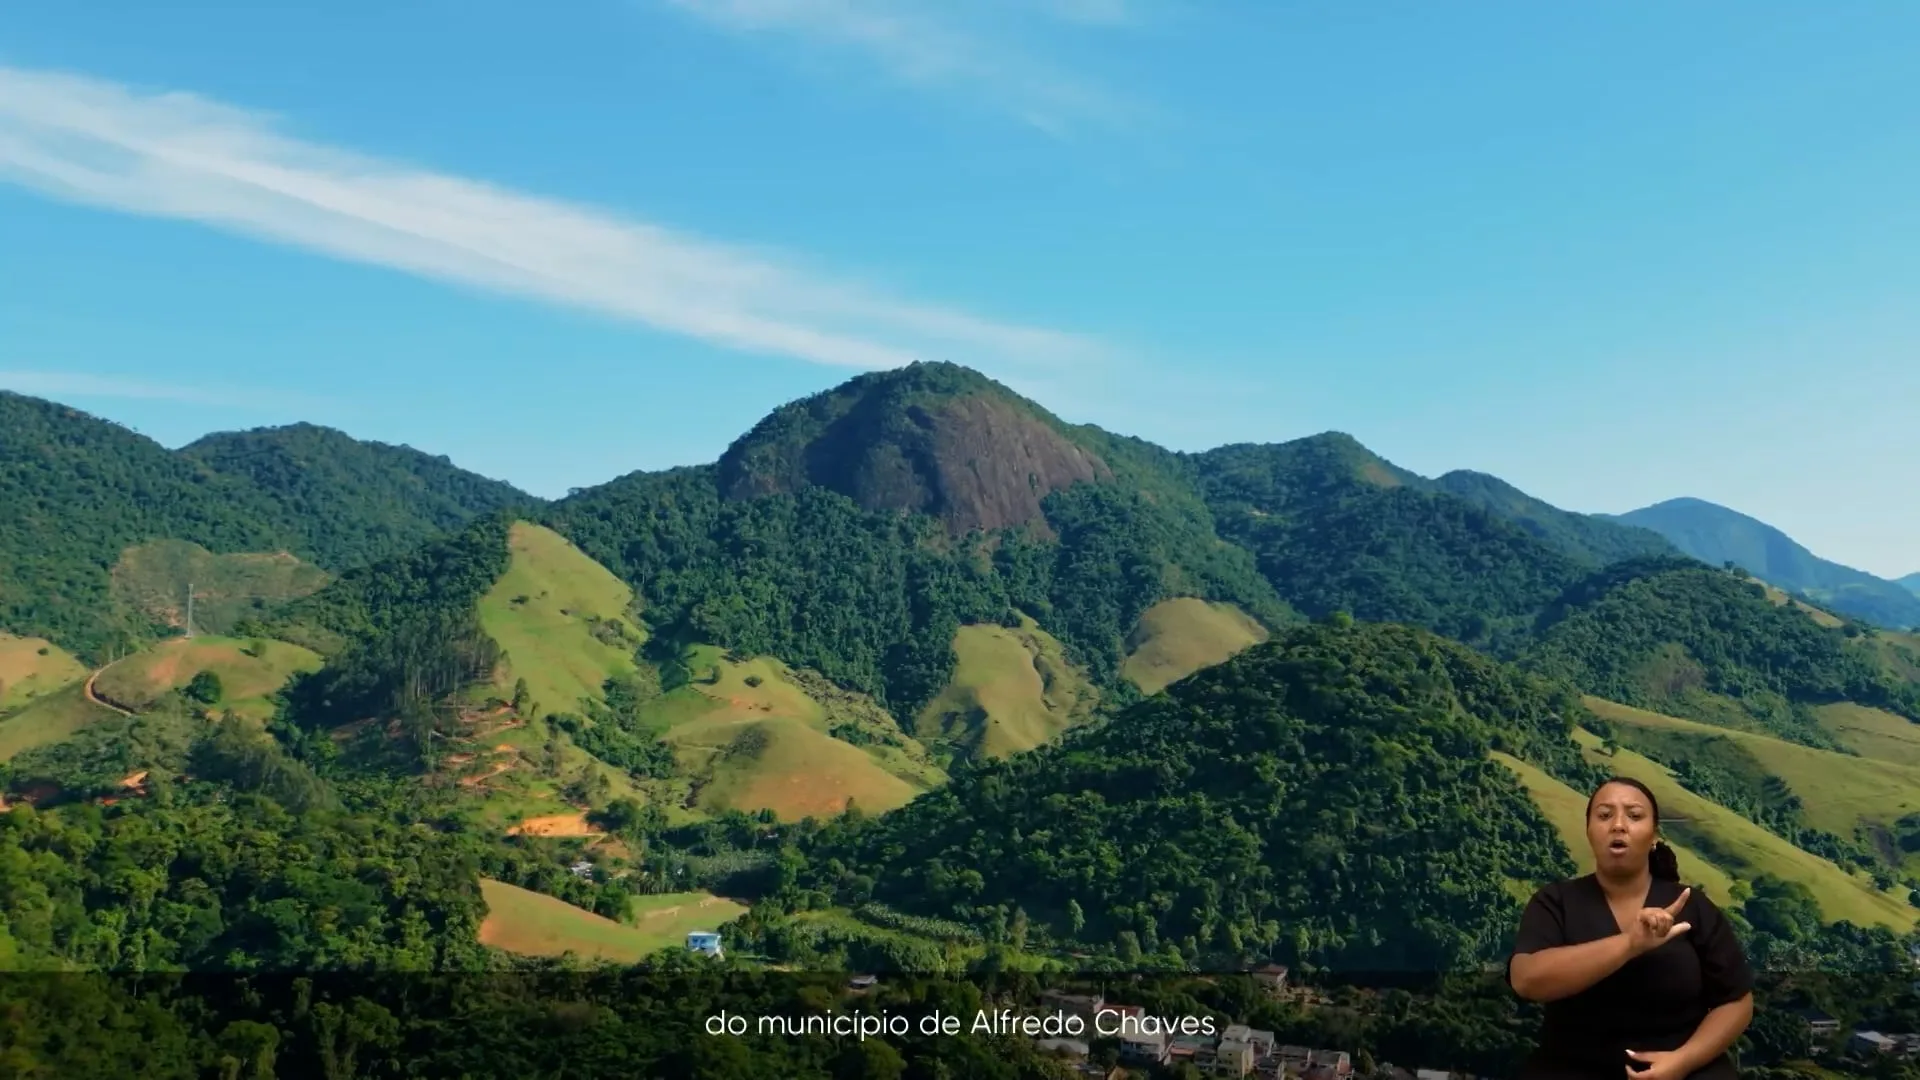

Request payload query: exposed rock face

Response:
[718,362,1110,534]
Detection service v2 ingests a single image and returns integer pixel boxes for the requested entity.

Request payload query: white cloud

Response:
[0,370,288,408]
[0,65,1107,373]
[663,0,1139,132]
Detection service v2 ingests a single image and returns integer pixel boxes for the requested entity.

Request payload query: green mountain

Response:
[1900,572,1920,597]
[799,620,1590,973]
[1611,497,1920,630]
[0,392,292,659]
[1192,437,1592,650]
[553,363,1293,718]
[1426,469,1677,565]
[183,422,537,568]
[0,394,535,662]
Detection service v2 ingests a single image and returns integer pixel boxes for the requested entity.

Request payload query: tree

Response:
[511,677,532,714]
[1744,876,1822,941]
[185,670,224,705]
[1068,899,1086,937]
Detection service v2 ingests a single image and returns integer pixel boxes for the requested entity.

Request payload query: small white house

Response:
[687,931,723,958]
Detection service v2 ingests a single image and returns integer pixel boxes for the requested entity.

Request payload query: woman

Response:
[1509,777,1754,1080]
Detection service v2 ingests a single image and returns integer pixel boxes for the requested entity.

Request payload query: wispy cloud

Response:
[0,370,293,408]
[0,65,1107,373]
[663,0,1141,132]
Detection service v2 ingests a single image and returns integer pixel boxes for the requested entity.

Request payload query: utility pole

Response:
[185,583,195,639]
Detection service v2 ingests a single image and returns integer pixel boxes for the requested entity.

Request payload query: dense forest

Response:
[182,423,536,569]
[792,622,1591,973]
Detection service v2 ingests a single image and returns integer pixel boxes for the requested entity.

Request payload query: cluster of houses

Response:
[1797,1009,1920,1061]
[1027,984,1458,1080]
[1847,1029,1920,1058]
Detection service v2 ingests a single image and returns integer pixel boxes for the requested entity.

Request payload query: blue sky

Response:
[2,2,1916,576]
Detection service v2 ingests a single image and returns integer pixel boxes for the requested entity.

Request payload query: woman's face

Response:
[1587,781,1657,872]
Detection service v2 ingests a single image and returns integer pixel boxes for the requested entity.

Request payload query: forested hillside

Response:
[0,395,535,662]
[1524,557,1920,745]
[1193,439,1589,649]
[184,422,536,568]
[0,393,292,658]
[795,622,1592,973]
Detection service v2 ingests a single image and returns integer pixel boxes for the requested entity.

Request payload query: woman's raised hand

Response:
[1627,887,1692,954]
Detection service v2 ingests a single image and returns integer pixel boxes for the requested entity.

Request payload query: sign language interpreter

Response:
[1507,777,1755,1080]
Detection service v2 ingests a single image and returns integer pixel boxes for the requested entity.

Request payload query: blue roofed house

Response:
[687,931,724,958]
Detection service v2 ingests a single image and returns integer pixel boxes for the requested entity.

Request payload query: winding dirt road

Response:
[83,668,135,717]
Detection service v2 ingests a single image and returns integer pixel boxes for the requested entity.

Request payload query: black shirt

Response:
[1509,875,1754,1080]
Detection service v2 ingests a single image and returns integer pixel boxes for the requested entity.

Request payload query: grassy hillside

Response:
[109,539,329,638]
[475,521,642,717]
[91,635,323,722]
[1120,597,1268,695]
[0,682,119,762]
[653,646,940,821]
[1571,730,1915,930]
[1586,697,1920,859]
[0,634,88,713]
[1757,582,1845,629]
[1814,702,1920,766]
[1492,750,1739,902]
[915,616,1098,759]
[477,878,743,963]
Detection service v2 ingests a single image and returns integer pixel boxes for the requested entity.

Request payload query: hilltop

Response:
[183,422,537,567]
[0,393,534,661]
[1612,497,1920,630]
[717,361,1111,535]
[1901,572,1920,597]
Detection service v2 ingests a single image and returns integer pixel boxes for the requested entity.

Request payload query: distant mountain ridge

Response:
[1901,573,1920,597]
[1610,497,1920,630]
